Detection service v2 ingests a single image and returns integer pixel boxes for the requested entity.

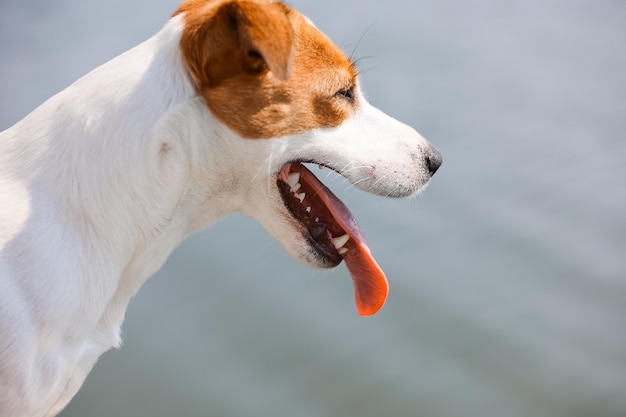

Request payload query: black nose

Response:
[426,147,443,176]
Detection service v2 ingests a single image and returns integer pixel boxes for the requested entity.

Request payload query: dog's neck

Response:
[1,16,252,349]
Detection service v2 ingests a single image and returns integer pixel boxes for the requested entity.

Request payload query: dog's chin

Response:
[284,226,343,269]
[270,203,344,270]
[245,198,343,270]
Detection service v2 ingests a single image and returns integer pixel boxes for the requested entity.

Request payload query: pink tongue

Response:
[288,164,389,316]
[343,242,389,316]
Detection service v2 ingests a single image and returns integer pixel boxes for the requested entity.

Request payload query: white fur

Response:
[0,13,436,417]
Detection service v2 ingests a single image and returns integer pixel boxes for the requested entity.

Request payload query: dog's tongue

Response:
[296,165,389,316]
[343,239,389,316]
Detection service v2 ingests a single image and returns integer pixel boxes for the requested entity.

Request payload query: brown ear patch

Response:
[176,0,357,139]
[176,0,293,89]
[232,1,293,80]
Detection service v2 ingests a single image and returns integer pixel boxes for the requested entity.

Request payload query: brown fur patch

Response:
[175,0,358,139]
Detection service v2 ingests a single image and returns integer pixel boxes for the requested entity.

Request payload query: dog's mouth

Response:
[277,162,388,316]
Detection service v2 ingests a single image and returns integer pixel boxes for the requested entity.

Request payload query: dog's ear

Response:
[179,0,294,90]
[229,1,293,81]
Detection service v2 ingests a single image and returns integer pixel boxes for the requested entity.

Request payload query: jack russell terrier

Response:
[0,0,442,415]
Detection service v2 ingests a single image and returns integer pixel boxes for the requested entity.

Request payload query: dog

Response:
[0,0,442,415]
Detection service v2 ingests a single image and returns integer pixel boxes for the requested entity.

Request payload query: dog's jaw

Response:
[228,93,438,315]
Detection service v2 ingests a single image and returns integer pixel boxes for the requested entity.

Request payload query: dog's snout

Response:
[426,147,442,176]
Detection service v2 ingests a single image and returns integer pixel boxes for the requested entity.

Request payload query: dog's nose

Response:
[426,147,442,176]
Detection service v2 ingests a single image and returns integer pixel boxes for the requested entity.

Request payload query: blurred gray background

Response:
[1,0,625,416]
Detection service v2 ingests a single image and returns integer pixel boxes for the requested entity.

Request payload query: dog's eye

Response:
[334,86,355,103]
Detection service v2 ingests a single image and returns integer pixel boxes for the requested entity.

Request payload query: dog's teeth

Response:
[291,182,302,192]
[305,206,311,213]
[296,192,305,203]
[314,217,319,223]
[287,172,300,188]
[338,247,348,255]
[331,234,350,249]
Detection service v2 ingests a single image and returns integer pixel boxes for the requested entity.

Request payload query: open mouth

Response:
[277,162,389,316]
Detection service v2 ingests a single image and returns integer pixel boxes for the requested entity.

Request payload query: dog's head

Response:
[175,0,441,315]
